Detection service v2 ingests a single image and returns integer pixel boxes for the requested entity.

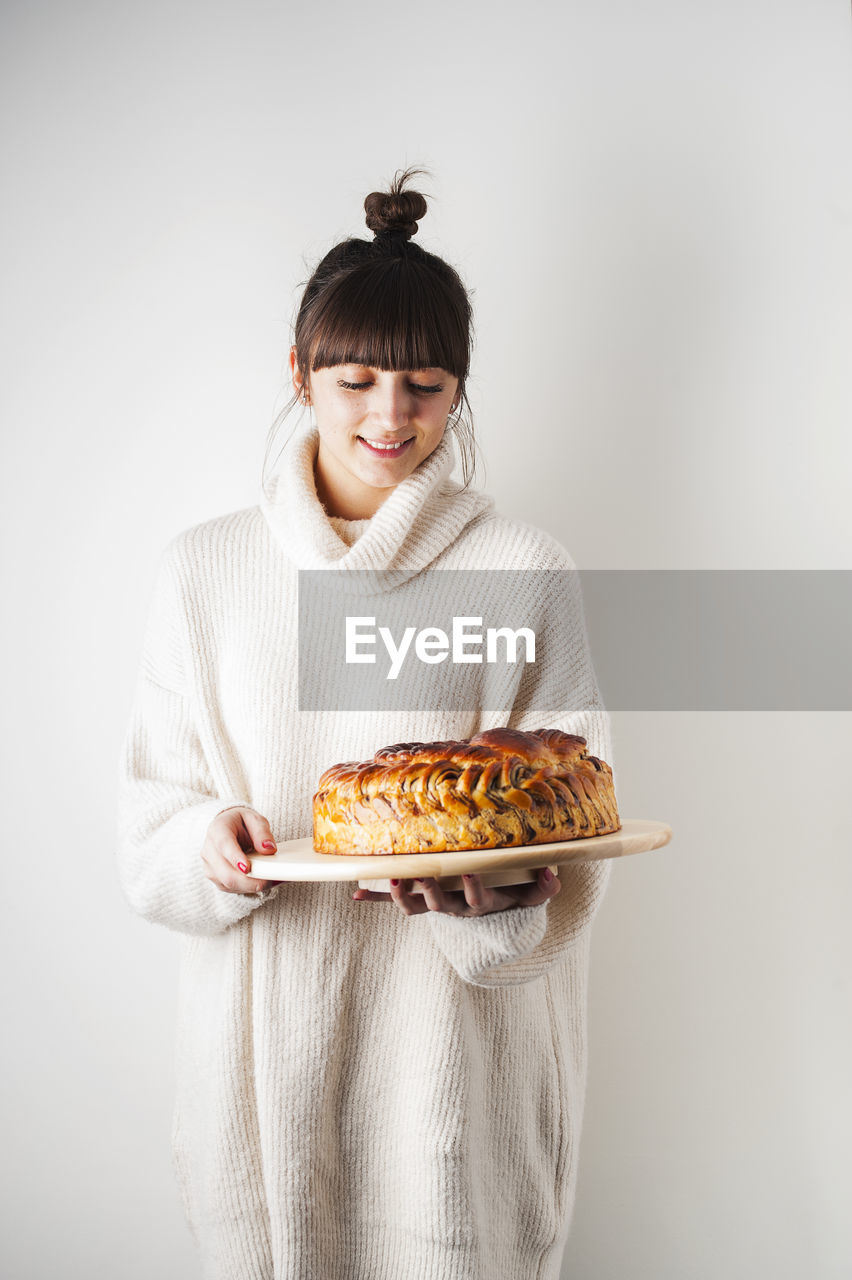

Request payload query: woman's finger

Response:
[215,808,277,862]
[389,878,429,916]
[460,873,491,913]
[500,866,561,908]
[351,887,391,901]
[205,845,272,894]
[238,808,278,858]
[416,877,468,916]
[209,809,277,892]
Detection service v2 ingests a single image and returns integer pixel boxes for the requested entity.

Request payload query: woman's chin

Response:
[352,446,421,484]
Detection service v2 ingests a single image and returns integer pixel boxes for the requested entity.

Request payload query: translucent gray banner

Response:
[297,570,852,712]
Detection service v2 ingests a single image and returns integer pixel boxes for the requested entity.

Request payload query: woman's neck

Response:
[313,454,392,521]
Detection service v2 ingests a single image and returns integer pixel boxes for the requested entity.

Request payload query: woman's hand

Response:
[201,806,278,895]
[352,867,560,917]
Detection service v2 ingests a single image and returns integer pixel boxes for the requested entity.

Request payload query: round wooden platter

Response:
[246,817,672,894]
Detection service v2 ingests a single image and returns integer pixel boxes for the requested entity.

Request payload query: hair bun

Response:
[364,167,429,240]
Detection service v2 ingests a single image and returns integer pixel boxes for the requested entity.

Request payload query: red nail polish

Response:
[238,861,249,873]
[262,841,276,850]
[390,879,399,887]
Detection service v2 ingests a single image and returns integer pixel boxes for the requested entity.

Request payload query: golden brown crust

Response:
[313,727,620,856]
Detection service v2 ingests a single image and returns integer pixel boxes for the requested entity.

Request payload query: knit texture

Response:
[116,421,615,1279]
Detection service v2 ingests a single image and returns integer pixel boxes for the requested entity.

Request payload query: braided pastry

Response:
[313,727,620,856]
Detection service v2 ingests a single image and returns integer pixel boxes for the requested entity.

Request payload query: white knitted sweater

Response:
[116,422,615,1280]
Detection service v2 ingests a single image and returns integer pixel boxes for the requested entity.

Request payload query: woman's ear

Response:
[290,347,309,405]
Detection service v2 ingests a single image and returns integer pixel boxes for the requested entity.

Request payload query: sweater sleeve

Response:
[426,542,615,987]
[115,541,280,936]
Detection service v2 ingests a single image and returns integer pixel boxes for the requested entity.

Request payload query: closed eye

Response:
[337,380,444,394]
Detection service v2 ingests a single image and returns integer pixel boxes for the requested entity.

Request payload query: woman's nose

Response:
[372,381,411,429]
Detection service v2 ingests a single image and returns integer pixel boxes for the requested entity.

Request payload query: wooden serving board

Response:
[245,817,672,893]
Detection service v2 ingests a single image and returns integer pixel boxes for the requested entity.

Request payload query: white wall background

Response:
[2,1,850,1276]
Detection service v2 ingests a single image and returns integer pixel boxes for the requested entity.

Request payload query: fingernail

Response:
[543,867,553,882]
[390,879,399,887]
[262,841,276,850]
[238,861,249,873]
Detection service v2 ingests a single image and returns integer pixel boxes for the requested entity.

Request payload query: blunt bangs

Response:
[301,258,470,379]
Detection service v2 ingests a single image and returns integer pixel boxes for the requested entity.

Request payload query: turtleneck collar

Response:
[259,422,495,589]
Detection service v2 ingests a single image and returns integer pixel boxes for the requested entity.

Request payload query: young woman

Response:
[117,167,615,1279]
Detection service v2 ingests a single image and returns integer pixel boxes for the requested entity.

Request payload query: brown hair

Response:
[264,166,481,490]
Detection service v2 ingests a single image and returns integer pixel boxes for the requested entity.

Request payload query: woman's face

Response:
[291,350,459,520]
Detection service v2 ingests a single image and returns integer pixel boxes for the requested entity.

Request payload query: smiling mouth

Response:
[357,436,415,456]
